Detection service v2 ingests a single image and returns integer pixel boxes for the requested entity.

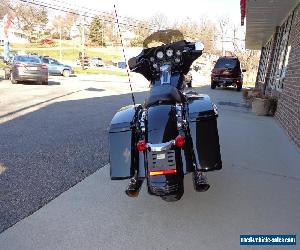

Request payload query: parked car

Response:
[211,56,246,91]
[40,57,73,77]
[184,69,193,88]
[90,57,104,67]
[40,38,55,45]
[10,55,48,85]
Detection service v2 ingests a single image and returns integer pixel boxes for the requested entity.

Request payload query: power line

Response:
[18,0,155,32]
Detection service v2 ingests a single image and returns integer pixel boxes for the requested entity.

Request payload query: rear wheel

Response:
[236,84,242,91]
[11,73,17,84]
[161,192,183,202]
[63,69,70,77]
[187,81,192,88]
[211,81,216,89]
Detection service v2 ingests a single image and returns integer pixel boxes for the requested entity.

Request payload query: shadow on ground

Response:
[0,90,147,233]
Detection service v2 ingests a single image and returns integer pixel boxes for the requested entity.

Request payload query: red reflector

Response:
[41,64,48,69]
[149,169,177,176]
[175,135,185,147]
[137,140,147,151]
[15,63,24,68]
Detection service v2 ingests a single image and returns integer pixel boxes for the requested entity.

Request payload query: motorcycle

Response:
[109,30,222,202]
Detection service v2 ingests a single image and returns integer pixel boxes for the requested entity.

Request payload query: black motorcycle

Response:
[109,30,222,202]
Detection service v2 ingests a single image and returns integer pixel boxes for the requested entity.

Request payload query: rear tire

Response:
[211,82,216,89]
[161,192,183,202]
[42,79,48,85]
[236,84,242,91]
[63,69,70,77]
[187,81,192,88]
[11,73,17,84]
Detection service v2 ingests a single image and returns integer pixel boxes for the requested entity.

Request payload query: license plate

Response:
[148,150,176,171]
[157,154,165,160]
[30,67,38,70]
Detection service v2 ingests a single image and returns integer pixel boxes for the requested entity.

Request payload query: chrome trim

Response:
[147,140,175,152]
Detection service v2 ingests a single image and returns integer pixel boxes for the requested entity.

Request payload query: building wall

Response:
[275,3,300,148]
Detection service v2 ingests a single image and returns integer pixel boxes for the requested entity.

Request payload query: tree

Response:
[173,18,217,53]
[217,17,230,55]
[88,16,105,46]
[130,20,152,47]
[63,11,79,39]
[0,0,12,19]
[149,12,169,30]
[0,0,49,41]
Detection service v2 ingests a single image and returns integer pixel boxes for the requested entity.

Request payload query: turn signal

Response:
[137,140,147,152]
[175,135,185,148]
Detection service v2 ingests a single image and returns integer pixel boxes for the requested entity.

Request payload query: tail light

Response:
[175,135,185,148]
[137,140,147,152]
[15,62,24,68]
[41,64,48,69]
[149,169,177,176]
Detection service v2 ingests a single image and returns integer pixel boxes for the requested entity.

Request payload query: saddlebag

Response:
[109,105,142,180]
[187,94,222,171]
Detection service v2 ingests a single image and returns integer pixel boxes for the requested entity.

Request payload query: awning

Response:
[244,0,299,49]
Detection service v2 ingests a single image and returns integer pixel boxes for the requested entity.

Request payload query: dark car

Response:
[211,56,246,91]
[10,55,48,85]
[40,57,73,77]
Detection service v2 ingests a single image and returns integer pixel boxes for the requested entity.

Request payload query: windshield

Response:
[14,56,41,64]
[143,29,185,48]
[215,58,238,69]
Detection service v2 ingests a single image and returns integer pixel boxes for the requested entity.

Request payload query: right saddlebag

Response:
[187,94,222,171]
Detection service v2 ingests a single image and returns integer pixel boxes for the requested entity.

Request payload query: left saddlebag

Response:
[109,105,142,180]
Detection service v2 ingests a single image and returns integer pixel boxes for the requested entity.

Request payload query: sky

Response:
[47,0,242,25]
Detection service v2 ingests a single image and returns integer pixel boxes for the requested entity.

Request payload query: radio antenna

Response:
[113,4,136,106]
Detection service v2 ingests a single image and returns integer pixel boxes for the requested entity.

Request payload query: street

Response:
[0,74,149,233]
[0,74,299,249]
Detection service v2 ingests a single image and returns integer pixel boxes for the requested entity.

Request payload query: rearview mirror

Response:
[195,41,204,51]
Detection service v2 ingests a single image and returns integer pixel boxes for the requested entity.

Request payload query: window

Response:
[268,11,294,91]
[15,56,41,64]
[214,58,238,69]
[256,38,273,86]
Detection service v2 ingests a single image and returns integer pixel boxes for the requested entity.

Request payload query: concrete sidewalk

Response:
[0,87,300,250]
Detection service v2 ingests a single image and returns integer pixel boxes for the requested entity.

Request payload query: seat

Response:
[145,85,184,107]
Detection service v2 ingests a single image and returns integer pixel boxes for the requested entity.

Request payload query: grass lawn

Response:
[0,60,7,69]
[74,67,127,77]
[0,47,122,63]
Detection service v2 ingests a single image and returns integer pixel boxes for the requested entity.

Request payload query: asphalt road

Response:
[0,74,149,233]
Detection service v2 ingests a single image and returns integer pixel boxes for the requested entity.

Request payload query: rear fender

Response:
[145,105,186,196]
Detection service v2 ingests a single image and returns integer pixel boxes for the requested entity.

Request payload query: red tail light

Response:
[15,62,24,68]
[149,169,177,176]
[41,64,48,69]
[137,140,147,152]
[175,135,185,148]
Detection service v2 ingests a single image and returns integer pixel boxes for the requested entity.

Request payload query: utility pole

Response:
[59,24,62,61]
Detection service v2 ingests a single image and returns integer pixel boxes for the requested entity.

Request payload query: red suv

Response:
[211,56,245,91]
